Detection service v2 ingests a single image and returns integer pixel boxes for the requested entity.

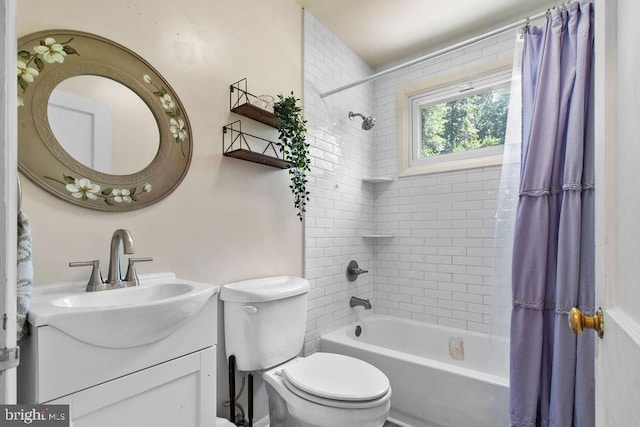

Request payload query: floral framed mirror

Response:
[17,29,192,211]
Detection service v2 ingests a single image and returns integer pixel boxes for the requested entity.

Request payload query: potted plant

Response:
[274,92,310,221]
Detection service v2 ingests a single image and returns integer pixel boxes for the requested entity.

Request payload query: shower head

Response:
[349,111,376,130]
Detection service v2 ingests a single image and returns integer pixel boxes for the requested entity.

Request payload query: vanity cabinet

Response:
[49,348,214,427]
[18,290,218,427]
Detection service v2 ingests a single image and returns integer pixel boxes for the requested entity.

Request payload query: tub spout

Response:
[350,296,372,310]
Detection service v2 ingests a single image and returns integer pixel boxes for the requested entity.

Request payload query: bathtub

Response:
[319,315,509,427]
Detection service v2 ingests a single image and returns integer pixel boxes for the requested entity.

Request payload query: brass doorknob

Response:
[568,307,604,338]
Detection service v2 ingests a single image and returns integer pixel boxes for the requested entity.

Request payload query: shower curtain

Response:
[488,32,522,379]
[509,1,594,426]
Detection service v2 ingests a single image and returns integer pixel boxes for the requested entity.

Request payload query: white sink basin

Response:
[28,273,219,348]
[51,282,194,308]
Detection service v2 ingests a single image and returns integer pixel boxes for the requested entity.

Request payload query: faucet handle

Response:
[69,260,105,292]
[124,257,153,287]
[346,260,369,281]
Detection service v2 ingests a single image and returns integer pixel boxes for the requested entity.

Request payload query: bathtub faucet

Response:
[350,296,372,310]
[346,260,369,282]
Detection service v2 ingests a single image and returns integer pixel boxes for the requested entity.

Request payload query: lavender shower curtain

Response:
[510,1,594,426]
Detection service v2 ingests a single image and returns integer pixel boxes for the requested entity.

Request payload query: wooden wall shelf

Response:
[224,79,289,169]
[224,148,291,169]
[222,78,291,169]
[231,103,280,128]
[222,121,290,169]
[230,78,280,127]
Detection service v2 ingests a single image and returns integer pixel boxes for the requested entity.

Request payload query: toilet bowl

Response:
[216,417,236,427]
[262,353,391,427]
[221,276,391,427]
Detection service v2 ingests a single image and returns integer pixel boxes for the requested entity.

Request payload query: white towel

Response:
[17,211,32,342]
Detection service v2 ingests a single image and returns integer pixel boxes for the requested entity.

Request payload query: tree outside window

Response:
[420,86,509,158]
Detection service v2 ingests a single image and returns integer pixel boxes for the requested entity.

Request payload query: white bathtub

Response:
[319,315,509,427]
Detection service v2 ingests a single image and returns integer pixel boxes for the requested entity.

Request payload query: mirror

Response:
[49,76,159,175]
[18,30,192,211]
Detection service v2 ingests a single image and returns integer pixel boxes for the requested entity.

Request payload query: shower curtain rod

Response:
[319,9,548,99]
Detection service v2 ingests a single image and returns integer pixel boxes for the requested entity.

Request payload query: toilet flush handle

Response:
[242,305,258,314]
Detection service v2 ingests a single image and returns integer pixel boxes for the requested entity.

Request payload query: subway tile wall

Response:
[303,11,376,354]
[369,168,503,332]
[304,11,517,350]
[370,32,515,332]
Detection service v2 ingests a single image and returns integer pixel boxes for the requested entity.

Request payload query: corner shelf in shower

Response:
[361,179,395,239]
[222,120,291,169]
[362,177,394,184]
[229,78,280,127]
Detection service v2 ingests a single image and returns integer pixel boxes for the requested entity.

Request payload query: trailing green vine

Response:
[274,92,310,221]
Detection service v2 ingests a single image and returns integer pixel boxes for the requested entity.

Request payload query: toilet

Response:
[216,418,236,427]
[221,276,391,427]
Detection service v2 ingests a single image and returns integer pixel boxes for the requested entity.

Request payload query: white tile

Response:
[305,10,513,335]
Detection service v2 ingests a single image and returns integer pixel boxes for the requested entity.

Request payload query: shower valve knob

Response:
[346,260,368,281]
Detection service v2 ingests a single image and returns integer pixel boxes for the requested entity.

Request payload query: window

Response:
[398,62,512,176]
[413,84,510,158]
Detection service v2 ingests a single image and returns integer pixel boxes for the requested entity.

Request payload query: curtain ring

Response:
[522,16,530,37]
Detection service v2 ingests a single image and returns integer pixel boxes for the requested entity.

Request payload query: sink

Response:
[28,273,219,348]
[51,282,194,308]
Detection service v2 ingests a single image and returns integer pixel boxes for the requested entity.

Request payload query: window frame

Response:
[397,59,513,177]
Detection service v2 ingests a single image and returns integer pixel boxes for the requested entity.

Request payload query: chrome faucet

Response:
[69,229,153,291]
[350,296,372,310]
[107,229,135,287]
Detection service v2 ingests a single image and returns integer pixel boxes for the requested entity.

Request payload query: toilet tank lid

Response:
[220,276,310,303]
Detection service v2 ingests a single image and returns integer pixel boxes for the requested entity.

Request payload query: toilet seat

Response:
[281,375,392,409]
[280,353,390,409]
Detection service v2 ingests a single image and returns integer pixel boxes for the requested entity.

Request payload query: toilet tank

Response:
[220,276,310,371]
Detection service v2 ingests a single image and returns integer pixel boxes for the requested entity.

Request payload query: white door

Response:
[0,0,18,404]
[48,89,113,173]
[594,0,640,425]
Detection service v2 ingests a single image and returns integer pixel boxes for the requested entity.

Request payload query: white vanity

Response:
[18,273,219,427]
